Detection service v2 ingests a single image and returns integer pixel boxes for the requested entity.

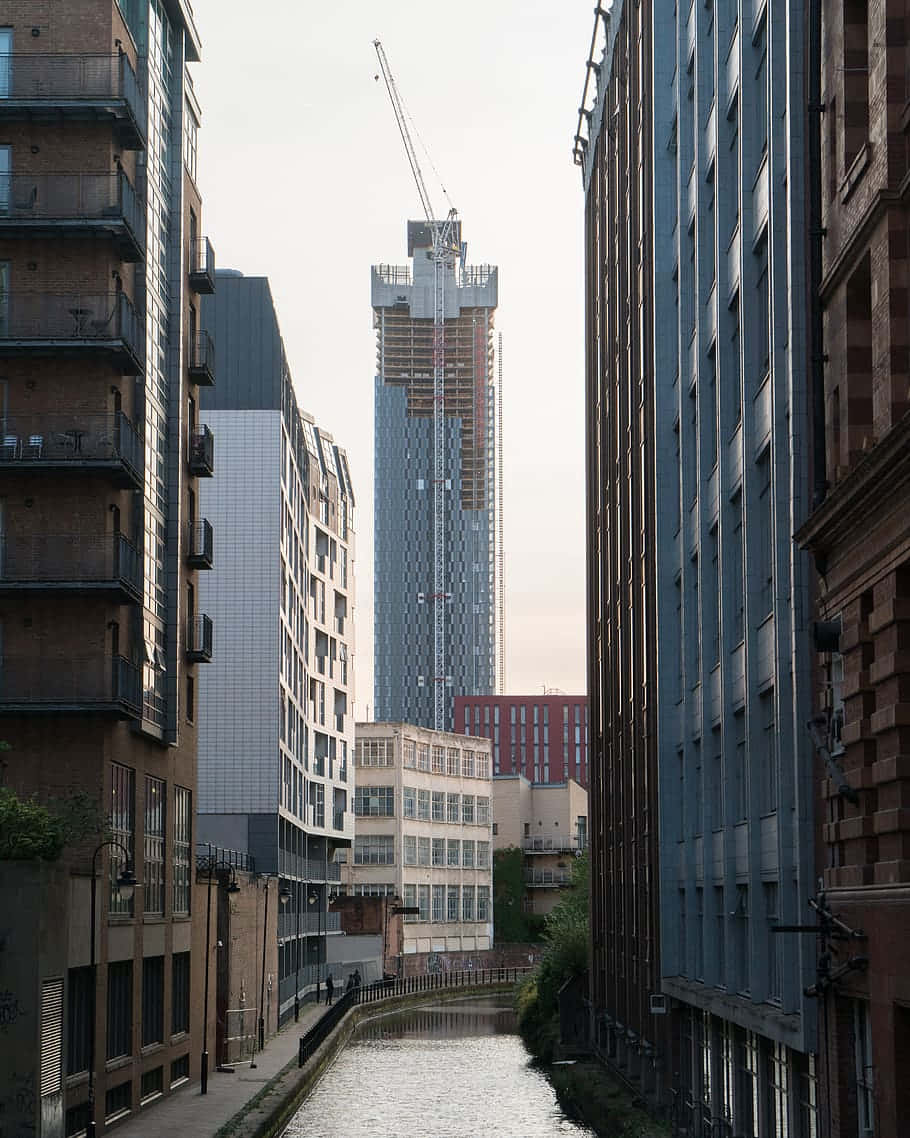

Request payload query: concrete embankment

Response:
[213,982,518,1138]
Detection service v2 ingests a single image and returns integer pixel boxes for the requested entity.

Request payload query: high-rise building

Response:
[795,1,910,1131]
[343,722,493,962]
[372,222,499,732]
[580,0,819,1127]
[197,271,356,1023]
[455,694,588,786]
[0,1,212,1130]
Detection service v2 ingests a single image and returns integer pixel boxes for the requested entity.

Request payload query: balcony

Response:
[278,911,342,939]
[188,330,215,386]
[277,852,343,881]
[0,412,141,488]
[0,532,141,602]
[0,292,144,372]
[333,810,345,831]
[522,834,586,854]
[187,519,213,570]
[0,654,140,717]
[186,614,213,663]
[524,869,572,889]
[0,171,144,260]
[189,236,215,293]
[188,425,214,477]
[0,54,146,148]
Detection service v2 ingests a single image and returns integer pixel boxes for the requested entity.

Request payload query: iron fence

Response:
[0,531,140,594]
[0,291,143,359]
[0,412,141,475]
[0,654,139,712]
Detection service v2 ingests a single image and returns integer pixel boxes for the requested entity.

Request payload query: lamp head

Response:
[115,865,137,904]
[279,886,292,906]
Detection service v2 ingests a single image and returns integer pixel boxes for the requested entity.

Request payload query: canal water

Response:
[283,996,596,1138]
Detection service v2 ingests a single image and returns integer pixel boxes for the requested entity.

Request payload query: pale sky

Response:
[190,0,592,715]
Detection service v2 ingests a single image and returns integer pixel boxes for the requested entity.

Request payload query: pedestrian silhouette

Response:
[325,973,334,1005]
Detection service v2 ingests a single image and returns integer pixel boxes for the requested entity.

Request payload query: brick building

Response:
[0,1,213,1132]
[796,0,910,1131]
[455,694,588,786]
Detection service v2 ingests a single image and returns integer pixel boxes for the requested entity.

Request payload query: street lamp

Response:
[293,878,302,1023]
[258,879,290,1052]
[201,854,240,1095]
[308,890,323,1003]
[87,840,138,1138]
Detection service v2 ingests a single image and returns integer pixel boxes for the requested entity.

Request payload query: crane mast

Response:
[374,39,458,731]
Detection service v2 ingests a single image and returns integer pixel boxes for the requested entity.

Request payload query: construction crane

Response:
[373,39,459,732]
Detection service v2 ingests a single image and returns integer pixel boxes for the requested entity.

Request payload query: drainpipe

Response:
[808,0,826,509]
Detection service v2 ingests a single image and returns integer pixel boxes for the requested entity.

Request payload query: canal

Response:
[282,995,596,1137]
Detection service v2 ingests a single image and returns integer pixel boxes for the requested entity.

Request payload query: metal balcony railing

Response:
[0,292,144,370]
[189,236,215,293]
[522,834,586,854]
[187,519,213,569]
[0,532,141,601]
[186,614,213,663]
[0,171,144,259]
[0,412,141,486]
[373,264,412,286]
[277,852,343,881]
[524,869,572,888]
[188,329,215,386]
[0,654,140,716]
[188,425,214,477]
[278,911,342,939]
[0,53,146,147]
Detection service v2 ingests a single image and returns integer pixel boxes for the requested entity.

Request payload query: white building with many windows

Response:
[342,723,494,957]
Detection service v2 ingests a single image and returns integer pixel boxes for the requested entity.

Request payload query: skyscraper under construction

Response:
[372,221,499,731]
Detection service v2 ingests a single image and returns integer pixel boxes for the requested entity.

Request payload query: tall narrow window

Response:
[0,145,10,215]
[172,953,190,1035]
[0,30,12,99]
[106,961,133,1060]
[731,491,745,642]
[754,234,770,385]
[756,449,773,619]
[141,957,165,1046]
[853,1000,875,1134]
[753,15,768,164]
[735,710,748,821]
[66,967,92,1076]
[843,0,869,166]
[173,787,191,915]
[144,776,165,916]
[760,689,778,814]
[110,763,135,916]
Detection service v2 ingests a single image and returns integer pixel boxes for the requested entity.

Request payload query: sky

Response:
[190,0,593,716]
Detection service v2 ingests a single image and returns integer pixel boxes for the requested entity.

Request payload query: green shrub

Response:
[0,786,104,860]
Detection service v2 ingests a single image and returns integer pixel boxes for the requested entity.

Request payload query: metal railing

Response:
[189,425,214,476]
[0,291,143,360]
[522,834,586,853]
[189,236,215,291]
[0,412,141,477]
[524,869,572,888]
[459,264,496,288]
[187,518,213,567]
[0,531,140,594]
[187,614,213,661]
[0,54,145,137]
[373,263,411,286]
[188,329,214,383]
[277,852,342,881]
[195,842,255,874]
[0,170,143,248]
[0,654,140,713]
[278,910,341,939]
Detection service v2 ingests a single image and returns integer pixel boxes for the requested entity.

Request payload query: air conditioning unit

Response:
[649,994,668,1015]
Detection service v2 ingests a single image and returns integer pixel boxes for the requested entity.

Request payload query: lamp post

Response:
[201,852,240,1095]
[293,878,301,1022]
[308,889,323,1003]
[258,878,290,1052]
[88,840,138,1138]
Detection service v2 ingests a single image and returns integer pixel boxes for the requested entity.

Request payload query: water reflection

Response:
[284,997,595,1138]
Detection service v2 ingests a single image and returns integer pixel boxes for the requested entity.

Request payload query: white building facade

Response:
[344,722,494,957]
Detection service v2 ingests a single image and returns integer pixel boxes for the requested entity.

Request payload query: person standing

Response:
[325,973,334,1005]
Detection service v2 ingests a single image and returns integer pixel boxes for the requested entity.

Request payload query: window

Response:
[446,748,460,777]
[417,836,431,866]
[105,1081,131,1122]
[735,710,748,821]
[141,1066,164,1103]
[417,743,430,771]
[432,884,445,922]
[0,29,12,99]
[446,793,460,823]
[476,796,490,824]
[462,750,476,777]
[432,790,445,821]
[309,781,325,827]
[141,956,165,1047]
[403,786,416,819]
[462,886,475,921]
[447,839,460,866]
[418,884,430,922]
[731,491,744,642]
[417,788,430,821]
[403,835,417,865]
[753,14,768,165]
[110,763,135,916]
[357,738,392,767]
[477,841,490,869]
[173,786,191,915]
[477,886,490,922]
[185,674,194,723]
[462,840,475,868]
[66,967,92,1076]
[106,961,132,1060]
[853,1000,875,1134]
[353,835,395,865]
[432,837,445,866]
[431,745,445,774]
[756,449,773,619]
[475,753,490,779]
[402,884,417,923]
[754,234,770,385]
[761,689,778,814]
[447,885,459,922]
[184,107,198,182]
[764,884,781,1002]
[354,785,394,816]
[462,795,475,824]
[843,0,869,166]
[402,740,416,768]
[0,145,10,215]
[144,776,165,916]
[172,952,190,1035]
[170,1054,190,1087]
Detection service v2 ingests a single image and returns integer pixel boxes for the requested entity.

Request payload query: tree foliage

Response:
[493,845,545,942]
[0,786,104,861]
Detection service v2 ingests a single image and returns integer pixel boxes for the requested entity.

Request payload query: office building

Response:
[342,722,493,962]
[0,0,212,1129]
[455,694,588,786]
[372,222,500,732]
[795,0,910,1131]
[197,271,355,1021]
[491,774,587,916]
